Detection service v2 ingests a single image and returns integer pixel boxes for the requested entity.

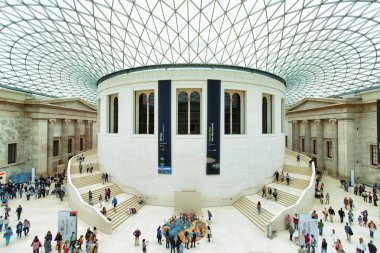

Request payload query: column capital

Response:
[64,119,71,124]
[302,120,309,125]
[314,119,321,124]
[292,120,298,125]
[76,119,83,124]
[86,120,93,125]
[48,118,56,123]
[329,118,337,124]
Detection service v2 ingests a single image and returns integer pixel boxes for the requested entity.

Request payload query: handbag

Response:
[55,245,59,250]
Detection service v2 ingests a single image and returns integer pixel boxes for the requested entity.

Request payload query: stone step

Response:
[284,164,312,176]
[81,184,123,204]
[72,174,103,188]
[257,188,299,207]
[273,177,309,190]
[107,196,145,229]
[71,163,100,174]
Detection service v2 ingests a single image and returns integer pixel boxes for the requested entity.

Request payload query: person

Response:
[335,239,343,253]
[304,233,310,253]
[289,225,294,241]
[293,214,299,230]
[191,229,197,248]
[100,207,107,216]
[285,214,291,229]
[343,197,349,210]
[54,232,63,253]
[286,173,291,185]
[98,194,102,207]
[262,185,266,198]
[133,228,141,246]
[112,196,118,212]
[3,226,13,246]
[322,208,329,222]
[31,236,42,253]
[268,187,273,200]
[16,221,23,238]
[318,219,324,235]
[320,183,324,192]
[257,201,261,214]
[0,216,3,232]
[310,234,317,253]
[207,226,211,242]
[165,229,170,248]
[179,241,185,253]
[15,204,22,220]
[357,237,366,253]
[368,240,377,253]
[328,207,335,222]
[344,223,352,243]
[348,210,354,225]
[358,215,364,226]
[297,153,300,162]
[23,219,30,237]
[170,236,176,253]
[44,235,52,253]
[207,210,212,221]
[274,170,279,182]
[321,238,328,253]
[88,190,92,202]
[325,193,330,204]
[156,226,162,245]
[330,229,337,248]
[142,239,148,253]
[368,220,377,238]
[273,188,278,201]
[338,208,345,223]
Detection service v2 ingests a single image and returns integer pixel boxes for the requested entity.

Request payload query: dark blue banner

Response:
[206,79,221,175]
[158,80,172,174]
[377,100,380,169]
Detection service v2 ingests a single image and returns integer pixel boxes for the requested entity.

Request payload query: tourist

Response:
[320,183,324,192]
[44,235,52,253]
[207,210,212,220]
[23,219,31,236]
[207,226,211,242]
[328,207,335,222]
[335,239,343,252]
[133,228,141,246]
[176,236,181,252]
[368,220,377,238]
[100,207,107,216]
[318,219,324,235]
[88,190,92,202]
[31,236,42,253]
[142,239,148,253]
[165,229,170,248]
[297,153,300,162]
[3,226,13,246]
[321,238,327,253]
[170,236,176,253]
[156,226,162,245]
[368,240,377,253]
[273,188,278,201]
[16,221,23,238]
[184,230,189,249]
[330,229,337,248]
[98,194,102,207]
[348,210,354,225]
[191,229,197,248]
[322,208,329,222]
[179,241,185,253]
[338,208,345,223]
[112,196,118,212]
[293,214,299,230]
[344,222,352,243]
[303,233,310,252]
[54,232,63,253]
[257,201,261,214]
[286,173,291,185]
[262,185,266,198]
[285,214,291,229]
[16,204,22,220]
[356,237,366,253]
[310,234,317,253]
[325,192,330,204]
[0,216,3,232]
[267,187,273,200]
[289,225,294,241]
[274,170,279,182]
[343,197,349,210]
[63,240,70,253]
[362,210,368,226]
[358,215,363,226]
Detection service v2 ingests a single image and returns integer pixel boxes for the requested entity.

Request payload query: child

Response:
[358,215,363,226]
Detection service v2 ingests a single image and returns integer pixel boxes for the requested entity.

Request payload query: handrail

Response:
[266,149,315,238]
[66,149,113,234]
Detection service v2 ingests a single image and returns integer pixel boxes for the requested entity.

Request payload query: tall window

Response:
[68,139,73,153]
[177,89,201,135]
[225,90,245,134]
[301,138,305,152]
[7,143,17,164]
[327,141,332,158]
[53,140,59,157]
[312,139,317,155]
[262,94,274,134]
[135,91,154,134]
[107,94,118,133]
[370,145,378,166]
[285,136,288,147]
[80,138,84,151]
[281,98,285,133]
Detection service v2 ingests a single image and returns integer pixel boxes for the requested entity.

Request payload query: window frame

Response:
[312,139,317,155]
[326,140,332,158]
[107,94,118,133]
[80,137,84,151]
[301,137,305,152]
[68,138,73,154]
[7,143,17,164]
[224,89,245,135]
[53,139,59,157]
[135,90,155,134]
[262,93,274,134]
[370,144,378,166]
[176,88,202,135]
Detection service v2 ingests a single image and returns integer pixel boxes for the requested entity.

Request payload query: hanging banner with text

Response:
[158,80,172,174]
[377,100,380,169]
[58,211,77,242]
[298,213,318,247]
[206,79,221,175]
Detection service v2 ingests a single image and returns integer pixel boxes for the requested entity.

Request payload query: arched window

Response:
[262,97,268,134]
[135,90,154,134]
[113,97,118,133]
[177,89,201,135]
[225,90,244,134]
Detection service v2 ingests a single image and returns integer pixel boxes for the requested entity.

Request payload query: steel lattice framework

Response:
[0,0,379,104]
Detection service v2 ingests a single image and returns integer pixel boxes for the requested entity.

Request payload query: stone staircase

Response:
[106,195,144,229]
[261,188,299,207]
[283,164,312,176]
[72,172,103,188]
[233,197,274,231]
[273,176,309,190]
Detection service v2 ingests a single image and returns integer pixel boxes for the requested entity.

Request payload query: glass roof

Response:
[0,0,379,105]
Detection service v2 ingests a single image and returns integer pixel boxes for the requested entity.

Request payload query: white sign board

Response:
[299,214,318,246]
[58,211,77,242]
[0,172,6,184]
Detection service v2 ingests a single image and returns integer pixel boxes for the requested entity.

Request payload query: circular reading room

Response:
[97,65,286,206]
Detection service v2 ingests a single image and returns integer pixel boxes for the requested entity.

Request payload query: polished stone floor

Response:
[3,176,380,253]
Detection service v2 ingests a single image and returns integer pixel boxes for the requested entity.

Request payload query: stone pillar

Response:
[85,120,92,151]
[303,120,311,157]
[315,119,325,170]
[292,121,300,152]
[61,119,70,168]
[330,119,338,177]
[47,119,56,175]
[74,120,82,155]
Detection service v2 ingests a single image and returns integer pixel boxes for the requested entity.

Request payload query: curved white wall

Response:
[97,67,286,206]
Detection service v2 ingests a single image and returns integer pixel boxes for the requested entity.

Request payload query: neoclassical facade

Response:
[0,90,97,179]
[97,65,286,206]
[286,89,379,185]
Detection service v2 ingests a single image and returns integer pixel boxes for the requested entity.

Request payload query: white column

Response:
[303,120,311,156]
[47,118,56,175]
[315,119,325,170]
[292,121,300,152]
[330,119,338,176]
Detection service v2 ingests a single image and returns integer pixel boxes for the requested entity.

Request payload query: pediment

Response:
[288,98,339,112]
[47,99,96,111]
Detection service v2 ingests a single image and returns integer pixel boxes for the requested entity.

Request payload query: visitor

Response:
[207,226,211,242]
[133,228,141,246]
[343,197,349,210]
[356,237,366,253]
[285,214,291,229]
[184,230,189,249]
[191,229,196,248]
[297,153,300,162]
[98,194,102,207]
[88,190,92,202]
[138,197,144,205]
[289,225,294,241]
[304,233,310,252]
[320,183,324,192]
[273,188,278,201]
[156,226,162,245]
[293,214,299,230]
[100,207,107,216]
[330,229,337,248]
[349,197,354,210]
[16,221,23,238]
[3,226,13,246]
[179,241,185,253]
[322,208,329,222]
[262,185,266,198]
[165,229,170,248]
[368,240,377,253]
[257,201,261,214]
[318,219,324,235]
[267,187,273,200]
[112,196,118,212]
[358,215,363,226]
[344,222,352,243]
[368,220,377,238]
[335,239,343,253]
[44,235,52,253]
[286,173,291,185]
[176,236,181,252]
[207,210,212,221]
[142,239,148,253]
[31,236,42,253]
[325,192,330,204]
[321,238,327,253]
[0,216,3,232]
[338,208,345,223]
[310,234,316,253]
[54,232,63,253]
[16,204,22,220]
[170,236,176,253]
[348,210,354,225]
[274,171,279,182]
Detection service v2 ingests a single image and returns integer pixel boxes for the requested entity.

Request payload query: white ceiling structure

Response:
[0,0,379,104]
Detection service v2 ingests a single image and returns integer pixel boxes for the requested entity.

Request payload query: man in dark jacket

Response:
[328,207,335,222]
[338,208,345,223]
[368,240,377,253]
